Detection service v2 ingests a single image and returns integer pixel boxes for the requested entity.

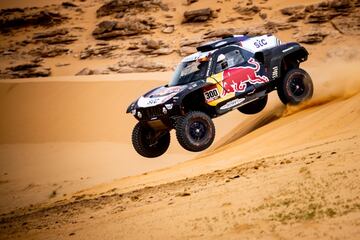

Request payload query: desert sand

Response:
[1,0,360,239]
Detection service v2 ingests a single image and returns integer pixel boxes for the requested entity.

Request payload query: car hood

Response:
[137,85,187,108]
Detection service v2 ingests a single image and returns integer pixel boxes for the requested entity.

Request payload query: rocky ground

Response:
[0,0,359,78]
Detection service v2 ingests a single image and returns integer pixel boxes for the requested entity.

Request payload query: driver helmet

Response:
[217,54,228,69]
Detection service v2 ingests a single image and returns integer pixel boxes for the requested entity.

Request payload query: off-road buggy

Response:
[127,34,313,158]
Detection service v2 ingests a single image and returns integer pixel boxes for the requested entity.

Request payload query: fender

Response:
[255,43,308,81]
[175,80,209,105]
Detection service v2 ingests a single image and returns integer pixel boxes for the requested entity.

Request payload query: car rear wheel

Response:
[238,95,268,114]
[176,111,215,152]
[132,122,170,158]
[277,68,313,105]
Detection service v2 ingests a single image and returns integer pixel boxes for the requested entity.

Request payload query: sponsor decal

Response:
[138,86,185,108]
[254,39,267,48]
[272,66,279,79]
[147,98,160,105]
[203,87,220,102]
[220,58,269,96]
[220,98,245,110]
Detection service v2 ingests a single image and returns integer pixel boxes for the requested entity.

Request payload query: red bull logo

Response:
[221,58,269,96]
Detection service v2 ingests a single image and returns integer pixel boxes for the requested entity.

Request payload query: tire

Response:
[238,95,268,114]
[132,122,170,158]
[277,68,313,105]
[176,111,215,152]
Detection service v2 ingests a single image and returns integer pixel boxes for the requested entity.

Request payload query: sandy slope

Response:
[0,72,241,214]
[0,59,360,239]
[0,68,360,239]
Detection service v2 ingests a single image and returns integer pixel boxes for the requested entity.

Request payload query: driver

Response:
[217,54,228,71]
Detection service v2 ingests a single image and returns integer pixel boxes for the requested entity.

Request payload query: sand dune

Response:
[1,61,360,239]
[0,72,242,214]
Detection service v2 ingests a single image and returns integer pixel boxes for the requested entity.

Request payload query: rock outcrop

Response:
[80,45,118,59]
[0,8,67,32]
[280,0,359,36]
[182,8,217,23]
[29,46,69,58]
[32,28,78,45]
[96,0,168,18]
[233,5,261,16]
[92,17,158,40]
[109,58,168,73]
[296,31,329,44]
[2,63,51,78]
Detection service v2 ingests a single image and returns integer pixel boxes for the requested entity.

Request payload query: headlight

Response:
[165,103,173,110]
[131,109,136,115]
[162,107,167,114]
[137,111,142,118]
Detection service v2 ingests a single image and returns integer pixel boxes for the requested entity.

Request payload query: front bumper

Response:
[131,104,181,122]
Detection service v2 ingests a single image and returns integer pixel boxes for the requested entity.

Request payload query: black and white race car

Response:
[127,34,313,158]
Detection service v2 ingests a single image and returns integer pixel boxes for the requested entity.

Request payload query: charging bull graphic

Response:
[221,58,269,96]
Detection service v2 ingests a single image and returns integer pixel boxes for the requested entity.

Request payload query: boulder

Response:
[79,45,118,59]
[183,8,215,23]
[92,17,158,40]
[61,2,78,8]
[280,5,304,16]
[96,0,168,18]
[146,39,161,50]
[76,68,95,75]
[187,0,199,5]
[138,39,173,56]
[162,25,175,34]
[92,21,117,35]
[233,5,261,16]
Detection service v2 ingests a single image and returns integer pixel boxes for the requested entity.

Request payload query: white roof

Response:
[181,35,281,62]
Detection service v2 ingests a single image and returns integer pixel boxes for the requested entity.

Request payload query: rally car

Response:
[127,34,313,158]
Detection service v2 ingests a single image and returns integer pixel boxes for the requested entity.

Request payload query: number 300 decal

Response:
[204,88,220,102]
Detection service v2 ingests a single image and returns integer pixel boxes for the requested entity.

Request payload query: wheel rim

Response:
[189,120,207,141]
[289,74,306,97]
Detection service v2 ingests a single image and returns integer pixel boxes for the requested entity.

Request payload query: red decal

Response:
[221,58,269,96]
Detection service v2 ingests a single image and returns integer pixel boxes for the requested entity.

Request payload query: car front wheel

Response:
[132,122,170,158]
[176,111,215,152]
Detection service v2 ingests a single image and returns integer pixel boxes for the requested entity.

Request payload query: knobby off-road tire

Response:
[132,122,170,158]
[277,68,313,105]
[176,111,215,152]
[238,95,268,114]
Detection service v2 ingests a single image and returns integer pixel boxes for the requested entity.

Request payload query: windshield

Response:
[169,60,209,86]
